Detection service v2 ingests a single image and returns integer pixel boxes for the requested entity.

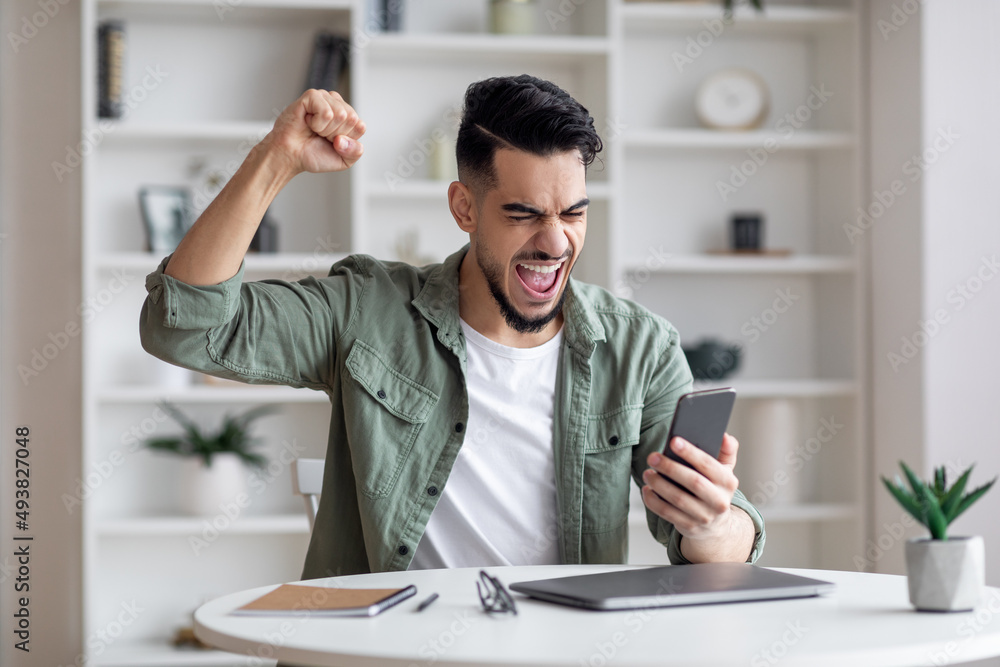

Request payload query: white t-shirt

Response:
[408,319,563,569]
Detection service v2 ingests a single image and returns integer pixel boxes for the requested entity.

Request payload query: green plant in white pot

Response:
[145,402,277,515]
[882,462,996,611]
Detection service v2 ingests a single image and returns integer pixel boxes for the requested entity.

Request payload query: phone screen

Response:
[662,387,736,468]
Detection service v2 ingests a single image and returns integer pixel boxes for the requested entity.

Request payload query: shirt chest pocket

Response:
[581,406,644,535]
[344,341,439,499]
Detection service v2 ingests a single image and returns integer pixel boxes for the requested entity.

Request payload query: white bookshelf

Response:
[620,3,855,31]
[97,514,309,536]
[97,385,331,404]
[95,252,349,275]
[611,0,865,571]
[623,128,856,150]
[622,254,856,274]
[80,0,867,663]
[99,121,273,141]
[694,379,857,398]
[81,1,351,665]
[366,178,613,201]
[367,32,612,56]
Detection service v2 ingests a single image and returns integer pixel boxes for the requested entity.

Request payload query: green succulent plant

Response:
[144,401,277,469]
[881,462,996,541]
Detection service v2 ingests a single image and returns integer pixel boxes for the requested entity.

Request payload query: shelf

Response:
[97,514,309,536]
[95,252,349,276]
[759,503,858,523]
[97,385,330,404]
[96,639,273,667]
[99,0,350,7]
[624,129,855,151]
[692,379,856,398]
[97,0,351,23]
[621,4,855,34]
[99,379,850,409]
[366,179,612,201]
[629,502,855,531]
[368,33,611,61]
[95,121,274,143]
[622,254,855,275]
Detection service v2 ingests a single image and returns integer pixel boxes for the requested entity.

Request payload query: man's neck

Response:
[458,252,563,349]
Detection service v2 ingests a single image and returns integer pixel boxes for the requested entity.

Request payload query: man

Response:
[140,75,764,577]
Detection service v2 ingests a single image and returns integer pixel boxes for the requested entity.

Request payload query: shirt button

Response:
[427,486,438,496]
[377,389,386,399]
[455,422,464,433]
[398,545,409,556]
[609,435,619,446]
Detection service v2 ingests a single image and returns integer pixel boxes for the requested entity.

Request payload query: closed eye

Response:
[501,197,589,221]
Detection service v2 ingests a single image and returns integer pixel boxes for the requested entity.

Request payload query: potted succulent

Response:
[145,402,277,515]
[882,462,996,611]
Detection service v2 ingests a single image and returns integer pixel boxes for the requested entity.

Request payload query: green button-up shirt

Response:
[140,246,765,577]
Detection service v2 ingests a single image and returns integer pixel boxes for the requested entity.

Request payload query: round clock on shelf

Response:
[695,68,770,130]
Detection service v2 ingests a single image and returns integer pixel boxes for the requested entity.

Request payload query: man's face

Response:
[470,148,588,334]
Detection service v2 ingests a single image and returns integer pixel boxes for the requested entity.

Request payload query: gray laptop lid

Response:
[509,563,835,611]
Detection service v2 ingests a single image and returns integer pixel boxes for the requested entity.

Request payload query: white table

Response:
[194,564,1000,666]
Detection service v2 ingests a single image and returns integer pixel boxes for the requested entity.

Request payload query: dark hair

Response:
[456,74,603,193]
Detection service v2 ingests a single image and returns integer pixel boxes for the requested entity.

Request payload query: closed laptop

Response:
[509,563,836,611]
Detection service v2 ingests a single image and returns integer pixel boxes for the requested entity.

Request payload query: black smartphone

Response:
[662,387,737,468]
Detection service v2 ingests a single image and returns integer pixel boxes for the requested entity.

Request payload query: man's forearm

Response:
[164,143,296,286]
[679,506,755,564]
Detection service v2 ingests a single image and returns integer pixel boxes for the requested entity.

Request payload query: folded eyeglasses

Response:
[476,570,518,615]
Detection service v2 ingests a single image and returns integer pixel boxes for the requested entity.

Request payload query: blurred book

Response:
[305,32,350,93]
[97,20,125,118]
[234,584,417,617]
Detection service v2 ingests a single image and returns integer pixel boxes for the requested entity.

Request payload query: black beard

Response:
[476,246,569,335]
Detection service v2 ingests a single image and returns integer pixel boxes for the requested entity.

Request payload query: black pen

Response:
[416,593,439,612]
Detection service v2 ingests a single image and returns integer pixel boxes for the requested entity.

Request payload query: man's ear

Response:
[449,181,478,234]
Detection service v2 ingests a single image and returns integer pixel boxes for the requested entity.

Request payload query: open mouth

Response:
[514,259,567,301]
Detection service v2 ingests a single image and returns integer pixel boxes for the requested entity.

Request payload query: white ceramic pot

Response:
[905,536,985,611]
[181,453,249,516]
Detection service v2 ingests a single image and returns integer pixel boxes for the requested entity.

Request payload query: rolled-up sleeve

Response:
[664,488,766,565]
[143,254,245,331]
[140,254,366,392]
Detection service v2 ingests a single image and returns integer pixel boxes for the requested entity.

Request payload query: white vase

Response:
[905,536,985,611]
[741,398,801,506]
[489,0,537,35]
[180,454,249,516]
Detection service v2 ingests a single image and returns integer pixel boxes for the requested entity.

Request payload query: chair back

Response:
[291,458,324,531]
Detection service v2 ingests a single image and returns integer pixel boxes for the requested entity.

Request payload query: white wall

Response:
[921,0,1000,582]
[869,0,1000,585]
[1,1,84,666]
[866,0,928,577]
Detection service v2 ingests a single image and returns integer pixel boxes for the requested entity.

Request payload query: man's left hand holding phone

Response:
[640,388,756,564]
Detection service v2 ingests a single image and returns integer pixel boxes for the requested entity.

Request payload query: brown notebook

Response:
[233,583,417,617]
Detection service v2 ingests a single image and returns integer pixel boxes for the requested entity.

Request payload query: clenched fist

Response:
[263,89,366,175]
